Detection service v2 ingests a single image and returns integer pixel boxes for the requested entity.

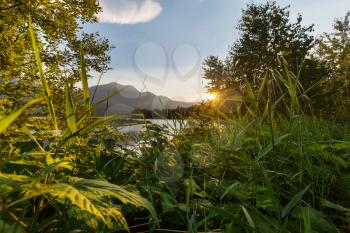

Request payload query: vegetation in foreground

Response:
[1,1,350,232]
[2,60,350,232]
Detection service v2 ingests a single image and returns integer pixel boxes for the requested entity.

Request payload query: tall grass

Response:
[0,19,349,233]
[0,19,157,233]
[29,16,58,132]
[113,58,350,232]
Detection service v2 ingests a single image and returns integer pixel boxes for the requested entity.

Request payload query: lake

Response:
[117,119,188,135]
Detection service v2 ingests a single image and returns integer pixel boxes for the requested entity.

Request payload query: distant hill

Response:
[89,82,195,115]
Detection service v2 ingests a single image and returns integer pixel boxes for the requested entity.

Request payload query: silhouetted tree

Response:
[316,11,350,113]
[203,1,330,115]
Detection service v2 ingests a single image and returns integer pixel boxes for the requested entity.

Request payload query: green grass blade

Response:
[91,90,121,109]
[296,207,339,233]
[29,16,58,132]
[321,199,350,212]
[22,125,46,153]
[281,185,311,218]
[58,115,122,147]
[241,206,255,229]
[258,72,268,96]
[220,181,241,201]
[255,134,289,162]
[0,99,40,134]
[22,125,57,164]
[65,83,77,132]
[80,46,90,105]
[78,115,121,135]
[245,78,255,100]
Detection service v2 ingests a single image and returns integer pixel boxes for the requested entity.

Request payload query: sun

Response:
[205,93,217,101]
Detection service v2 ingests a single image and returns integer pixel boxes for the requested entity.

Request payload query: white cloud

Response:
[98,0,162,25]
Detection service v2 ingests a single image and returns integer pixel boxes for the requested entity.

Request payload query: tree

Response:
[202,56,226,92]
[232,1,316,87]
[316,11,350,111]
[0,0,112,113]
[203,1,330,114]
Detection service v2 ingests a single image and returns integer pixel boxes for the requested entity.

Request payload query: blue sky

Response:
[84,0,350,101]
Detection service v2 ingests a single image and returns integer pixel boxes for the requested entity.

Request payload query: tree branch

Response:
[0,3,21,11]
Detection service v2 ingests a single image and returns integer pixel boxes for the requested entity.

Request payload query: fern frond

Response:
[69,178,158,222]
[40,160,73,179]
[15,183,106,223]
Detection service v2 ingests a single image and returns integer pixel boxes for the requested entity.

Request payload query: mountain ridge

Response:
[89,82,195,115]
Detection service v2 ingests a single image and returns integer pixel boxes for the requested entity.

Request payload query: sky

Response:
[84,0,350,102]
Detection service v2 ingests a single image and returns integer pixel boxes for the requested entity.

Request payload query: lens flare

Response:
[205,93,217,101]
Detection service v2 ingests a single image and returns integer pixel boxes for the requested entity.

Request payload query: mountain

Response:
[89,82,195,115]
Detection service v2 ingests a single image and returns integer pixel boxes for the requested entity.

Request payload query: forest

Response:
[1,1,350,232]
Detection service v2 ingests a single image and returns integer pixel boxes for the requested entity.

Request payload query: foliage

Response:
[316,11,350,113]
[0,23,157,232]
[203,1,332,115]
[0,0,112,120]
[1,1,350,232]
[204,1,315,89]
[119,67,350,232]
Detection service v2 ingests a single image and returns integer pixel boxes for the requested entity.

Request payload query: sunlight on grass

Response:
[1,1,350,232]
[205,92,217,101]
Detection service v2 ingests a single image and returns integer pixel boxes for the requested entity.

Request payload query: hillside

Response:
[89,82,195,115]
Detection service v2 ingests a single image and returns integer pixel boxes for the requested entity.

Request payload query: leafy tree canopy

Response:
[203,1,316,91]
[0,0,112,104]
[203,1,332,115]
[317,11,350,106]
[0,0,114,131]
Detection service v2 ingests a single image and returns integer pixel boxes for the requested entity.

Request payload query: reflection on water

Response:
[115,119,188,156]
[117,119,187,135]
